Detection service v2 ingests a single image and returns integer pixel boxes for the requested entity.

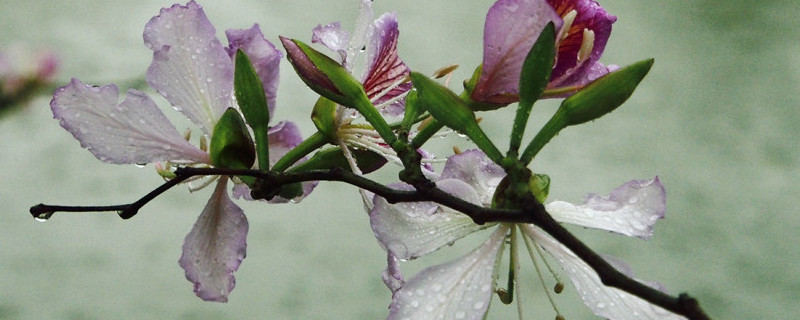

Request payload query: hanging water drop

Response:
[34,211,54,222]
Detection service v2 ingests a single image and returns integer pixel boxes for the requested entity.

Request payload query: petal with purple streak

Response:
[179,178,248,302]
[225,24,282,119]
[144,1,233,135]
[546,177,666,239]
[51,79,208,164]
[472,0,562,104]
[361,12,411,116]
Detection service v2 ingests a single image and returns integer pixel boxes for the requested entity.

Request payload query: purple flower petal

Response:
[546,177,666,239]
[51,79,208,164]
[361,12,411,115]
[144,1,233,135]
[381,252,405,294]
[179,178,248,302]
[225,24,282,119]
[471,0,562,104]
[546,0,616,85]
[440,150,506,205]
[387,226,509,320]
[370,180,491,260]
[520,225,685,320]
[311,22,350,64]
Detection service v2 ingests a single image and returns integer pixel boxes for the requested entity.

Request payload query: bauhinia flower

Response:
[50,1,310,302]
[470,0,617,107]
[370,150,685,319]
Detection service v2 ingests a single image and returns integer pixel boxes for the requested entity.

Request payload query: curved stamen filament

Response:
[522,230,564,319]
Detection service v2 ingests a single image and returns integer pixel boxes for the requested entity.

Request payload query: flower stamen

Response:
[522,230,564,320]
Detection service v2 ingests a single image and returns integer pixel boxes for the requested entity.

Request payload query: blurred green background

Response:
[1,0,798,319]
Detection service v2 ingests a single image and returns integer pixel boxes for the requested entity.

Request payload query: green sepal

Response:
[209,108,256,170]
[400,89,422,133]
[509,22,556,155]
[311,96,338,142]
[410,72,504,164]
[288,147,386,174]
[557,58,654,126]
[528,173,550,203]
[268,147,386,201]
[234,50,270,170]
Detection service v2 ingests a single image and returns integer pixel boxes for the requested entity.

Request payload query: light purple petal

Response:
[546,0,616,83]
[311,22,350,64]
[471,0,562,104]
[179,178,248,302]
[382,252,405,294]
[361,12,411,115]
[520,225,685,320]
[440,150,506,206]
[370,180,493,260]
[225,24,282,119]
[387,226,509,320]
[546,177,666,239]
[51,79,209,164]
[144,1,233,135]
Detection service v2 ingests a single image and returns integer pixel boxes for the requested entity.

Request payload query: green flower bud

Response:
[556,58,654,126]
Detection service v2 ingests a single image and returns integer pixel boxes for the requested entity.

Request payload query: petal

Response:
[370,179,493,260]
[547,0,616,81]
[472,0,562,104]
[225,24,282,119]
[382,252,405,294]
[387,226,509,320]
[519,225,685,320]
[545,177,666,239]
[361,12,411,116]
[51,79,208,164]
[311,22,350,64]
[144,1,234,135]
[179,178,248,302]
[440,150,506,206]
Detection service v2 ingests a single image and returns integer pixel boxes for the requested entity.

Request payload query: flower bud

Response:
[279,37,371,111]
[556,59,654,126]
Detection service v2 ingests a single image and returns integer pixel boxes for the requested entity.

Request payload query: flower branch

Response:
[30,164,709,319]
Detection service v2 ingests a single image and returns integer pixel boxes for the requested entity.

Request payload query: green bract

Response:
[209,107,256,170]
[234,50,271,170]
